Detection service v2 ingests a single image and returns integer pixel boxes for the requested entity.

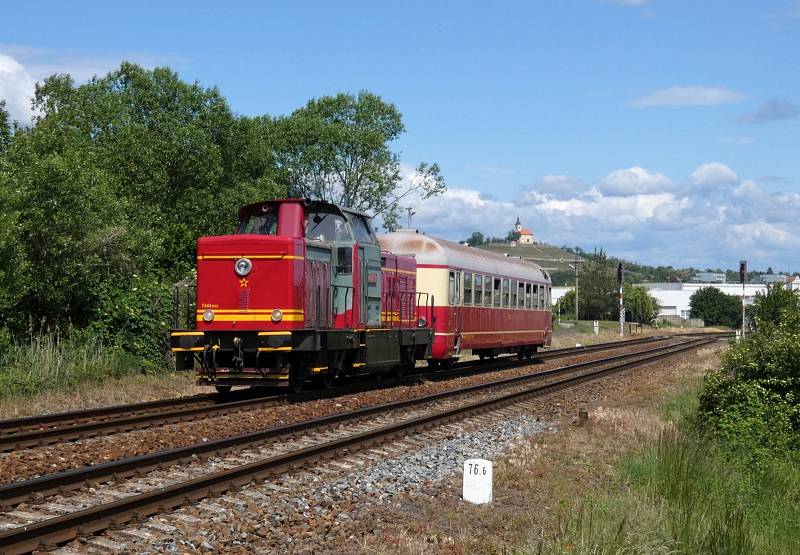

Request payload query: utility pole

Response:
[405,207,416,229]
[561,254,585,322]
[618,262,625,337]
[739,260,747,338]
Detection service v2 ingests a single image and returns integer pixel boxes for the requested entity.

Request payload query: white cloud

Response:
[0,53,36,123]
[598,166,672,195]
[690,162,738,188]
[403,163,797,270]
[631,86,745,107]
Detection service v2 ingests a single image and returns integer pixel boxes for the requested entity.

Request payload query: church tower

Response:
[514,216,522,233]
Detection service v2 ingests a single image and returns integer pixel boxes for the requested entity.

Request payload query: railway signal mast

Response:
[618,262,625,337]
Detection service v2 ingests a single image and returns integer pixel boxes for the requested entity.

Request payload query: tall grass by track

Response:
[550,390,800,554]
[0,334,143,398]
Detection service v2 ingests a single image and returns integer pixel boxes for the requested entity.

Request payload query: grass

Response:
[0,332,143,398]
[550,388,800,554]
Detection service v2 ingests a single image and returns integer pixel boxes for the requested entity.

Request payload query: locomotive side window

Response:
[502,279,510,308]
[336,247,353,274]
[474,274,483,305]
[464,273,473,306]
[237,210,278,235]
[525,283,532,309]
[510,280,518,309]
[305,210,352,242]
[485,275,493,306]
[351,215,378,245]
[493,278,501,307]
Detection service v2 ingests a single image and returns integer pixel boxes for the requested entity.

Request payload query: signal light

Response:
[739,260,747,284]
[617,262,624,284]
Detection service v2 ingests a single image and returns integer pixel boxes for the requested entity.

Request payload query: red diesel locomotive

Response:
[170,198,552,391]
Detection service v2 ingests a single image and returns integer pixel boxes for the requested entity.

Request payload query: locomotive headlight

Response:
[417,316,427,328]
[271,309,283,322]
[203,309,215,322]
[234,258,252,276]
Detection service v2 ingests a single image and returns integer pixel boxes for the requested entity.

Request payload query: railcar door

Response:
[448,270,462,356]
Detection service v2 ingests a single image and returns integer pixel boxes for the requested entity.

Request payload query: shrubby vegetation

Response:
[699,283,800,460]
[0,63,444,390]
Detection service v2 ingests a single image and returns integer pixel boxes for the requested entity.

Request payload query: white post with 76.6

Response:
[462,458,492,504]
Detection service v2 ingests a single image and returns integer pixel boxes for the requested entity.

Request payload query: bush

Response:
[0,332,141,398]
[689,286,742,328]
[699,284,800,461]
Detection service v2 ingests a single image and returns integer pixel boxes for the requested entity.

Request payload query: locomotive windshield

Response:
[237,207,278,235]
[305,209,352,242]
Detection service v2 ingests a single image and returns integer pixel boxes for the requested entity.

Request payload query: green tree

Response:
[555,289,575,320]
[749,283,800,330]
[273,91,445,229]
[689,287,742,328]
[578,249,618,320]
[465,231,485,246]
[0,101,11,155]
[623,283,659,324]
[505,230,521,242]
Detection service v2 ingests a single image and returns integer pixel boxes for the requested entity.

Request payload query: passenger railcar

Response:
[379,232,553,363]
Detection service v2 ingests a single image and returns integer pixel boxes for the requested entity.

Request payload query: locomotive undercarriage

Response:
[171,328,433,393]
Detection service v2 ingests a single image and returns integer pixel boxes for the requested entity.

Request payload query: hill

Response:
[476,242,583,278]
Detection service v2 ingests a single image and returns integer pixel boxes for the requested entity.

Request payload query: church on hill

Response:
[514,216,534,245]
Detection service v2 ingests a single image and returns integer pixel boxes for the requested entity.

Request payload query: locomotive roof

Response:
[238,199,372,221]
[379,231,550,283]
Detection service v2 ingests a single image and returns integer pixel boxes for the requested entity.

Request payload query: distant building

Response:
[759,274,794,284]
[690,271,726,284]
[514,216,534,245]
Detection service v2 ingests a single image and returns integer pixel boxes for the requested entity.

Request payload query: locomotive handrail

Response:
[171,284,197,330]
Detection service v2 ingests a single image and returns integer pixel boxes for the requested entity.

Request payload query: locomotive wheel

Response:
[321,372,335,389]
[288,368,306,394]
[215,385,232,394]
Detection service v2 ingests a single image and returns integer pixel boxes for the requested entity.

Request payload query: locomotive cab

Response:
[170,199,433,392]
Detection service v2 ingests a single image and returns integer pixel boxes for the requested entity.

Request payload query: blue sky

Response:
[1,0,799,270]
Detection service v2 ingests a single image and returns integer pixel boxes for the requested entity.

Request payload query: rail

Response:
[0,337,718,553]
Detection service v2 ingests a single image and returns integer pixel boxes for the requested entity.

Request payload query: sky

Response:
[1,0,799,271]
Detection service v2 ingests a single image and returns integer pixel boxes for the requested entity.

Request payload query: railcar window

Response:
[474,275,483,305]
[464,273,473,306]
[533,284,540,309]
[237,211,278,235]
[538,285,545,308]
[502,279,510,308]
[547,286,552,309]
[518,282,525,308]
[493,278,501,307]
[510,280,518,309]
[525,283,532,309]
[449,271,457,305]
[485,275,493,306]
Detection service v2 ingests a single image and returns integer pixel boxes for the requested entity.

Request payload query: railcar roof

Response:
[379,231,550,283]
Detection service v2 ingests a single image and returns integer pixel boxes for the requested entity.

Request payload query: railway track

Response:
[0,335,720,554]
[0,333,691,452]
